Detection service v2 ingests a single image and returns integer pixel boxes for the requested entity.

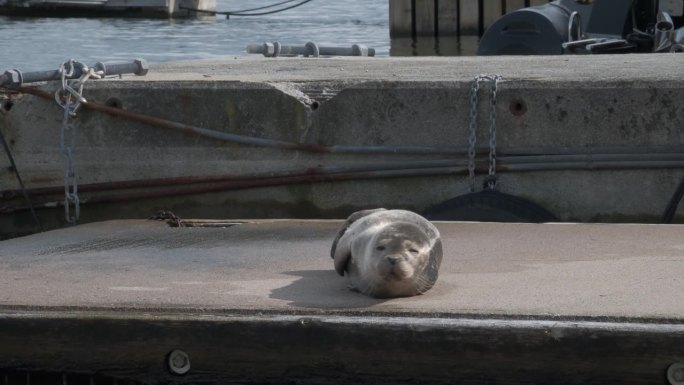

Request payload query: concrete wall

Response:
[1,55,683,236]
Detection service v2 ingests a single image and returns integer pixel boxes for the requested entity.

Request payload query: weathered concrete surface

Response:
[1,55,684,237]
[1,219,683,384]
[1,219,683,320]
[146,54,684,82]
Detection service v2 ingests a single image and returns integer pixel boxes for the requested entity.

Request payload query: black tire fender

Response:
[424,190,558,223]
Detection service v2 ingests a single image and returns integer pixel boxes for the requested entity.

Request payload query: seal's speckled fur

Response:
[331,209,442,298]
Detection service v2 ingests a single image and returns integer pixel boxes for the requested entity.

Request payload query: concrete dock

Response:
[1,55,684,238]
[2,219,684,318]
[0,219,683,383]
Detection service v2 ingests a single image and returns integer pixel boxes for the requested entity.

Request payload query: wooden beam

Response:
[414,0,436,36]
[482,0,503,31]
[505,0,526,13]
[389,0,413,38]
[459,0,479,36]
[437,0,459,36]
[390,0,540,38]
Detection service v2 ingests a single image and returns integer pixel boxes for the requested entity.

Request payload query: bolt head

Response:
[668,363,684,385]
[263,42,275,57]
[3,70,22,86]
[167,350,191,375]
[134,58,149,76]
[352,44,369,56]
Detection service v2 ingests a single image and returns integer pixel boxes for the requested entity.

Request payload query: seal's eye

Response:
[409,248,419,254]
[376,245,386,251]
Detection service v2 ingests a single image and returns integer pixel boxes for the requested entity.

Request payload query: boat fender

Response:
[424,190,558,223]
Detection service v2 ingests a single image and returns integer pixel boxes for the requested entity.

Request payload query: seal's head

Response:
[331,209,443,298]
[355,221,439,297]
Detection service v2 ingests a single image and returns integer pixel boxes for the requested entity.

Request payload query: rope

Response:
[0,127,43,232]
[226,0,303,14]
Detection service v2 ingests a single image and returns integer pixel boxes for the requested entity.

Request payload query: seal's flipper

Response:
[332,232,352,276]
[330,208,386,259]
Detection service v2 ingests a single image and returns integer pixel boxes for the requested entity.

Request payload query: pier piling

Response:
[389,0,552,37]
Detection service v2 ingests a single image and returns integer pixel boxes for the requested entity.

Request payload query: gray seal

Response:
[330,209,443,298]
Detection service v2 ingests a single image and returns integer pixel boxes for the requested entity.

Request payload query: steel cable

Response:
[0,126,43,230]
[181,0,313,17]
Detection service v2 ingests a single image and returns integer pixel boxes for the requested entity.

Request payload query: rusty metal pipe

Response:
[0,160,468,199]
[3,154,684,202]
[498,146,684,155]
[6,151,684,200]
[0,166,468,213]
[5,158,684,214]
[499,153,684,164]
[16,87,331,153]
[503,160,684,171]
[14,86,470,155]
[10,86,684,157]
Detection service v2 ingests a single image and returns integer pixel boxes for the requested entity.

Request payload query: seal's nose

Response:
[386,255,401,265]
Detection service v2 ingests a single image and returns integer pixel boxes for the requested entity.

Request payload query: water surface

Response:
[0,0,390,71]
[0,0,478,72]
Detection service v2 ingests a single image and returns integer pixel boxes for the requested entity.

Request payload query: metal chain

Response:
[468,74,502,192]
[54,59,104,224]
[467,77,480,193]
[487,74,502,190]
[59,63,79,225]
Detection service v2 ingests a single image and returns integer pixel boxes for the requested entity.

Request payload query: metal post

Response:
[0,58,149,87]
[246,42,375,57]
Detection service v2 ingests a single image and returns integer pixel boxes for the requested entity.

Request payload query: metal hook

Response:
[567,11,582,42]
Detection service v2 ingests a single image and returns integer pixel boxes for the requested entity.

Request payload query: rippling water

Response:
[0,0,392,71]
